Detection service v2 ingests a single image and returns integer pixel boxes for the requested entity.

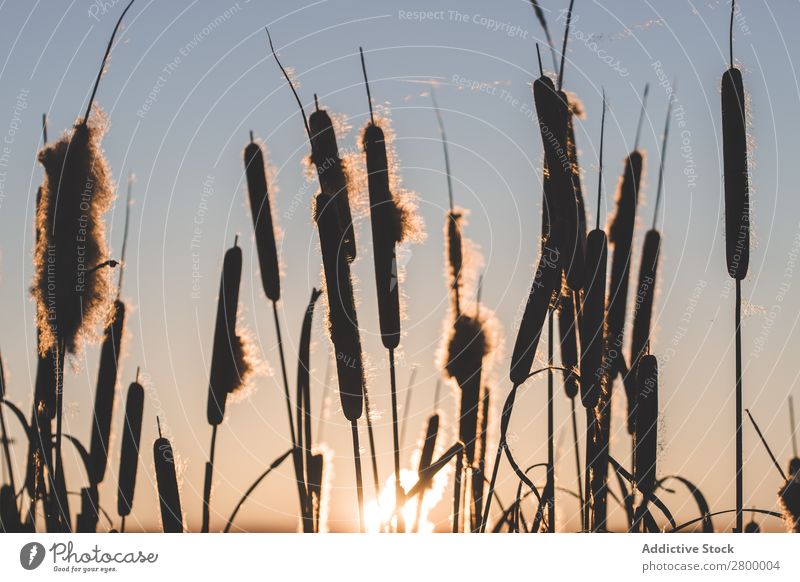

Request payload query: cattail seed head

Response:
[533,76,584,291]
[32,113,116,356]
[744,520,760,533]
[790,457,800,476]
[510,244,561,385]
[721,67,749,280]
[580,229,608,408]
[117,380,144,518]
[634,354,659,496]
[627,228,661,436]
[207,243,249,426]
[153,433,183,533]
[363,122,402,349]
[779,472,800,533]
[310,108,356,262]
[88,299,125,485]
[418,413,440,475]
[244,138,280,302]
[314,192,365,422]
[606,152,644,378]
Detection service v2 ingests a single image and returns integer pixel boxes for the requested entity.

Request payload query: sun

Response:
[365,467,450,533]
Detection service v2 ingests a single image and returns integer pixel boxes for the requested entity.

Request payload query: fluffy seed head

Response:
[32,113,116,356]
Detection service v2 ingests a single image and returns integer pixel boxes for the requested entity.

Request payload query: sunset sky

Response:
[1,0,799,532]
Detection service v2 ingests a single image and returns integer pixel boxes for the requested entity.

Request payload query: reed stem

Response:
[201,424,217,533]
[570,396,584,527]
[388,348,405,532]
[351,420,365,533]
[363,386,381,496]
[735,278,743,532]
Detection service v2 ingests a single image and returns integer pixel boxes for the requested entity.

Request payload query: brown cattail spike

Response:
[153,431,183,533]
[310,106,357,262]
[117,379,144,518]
[579,96,608,408]
[206,242,244,425]
[244,137,280,301]
[88,299,126,485]
[361,97,402,348]
[634,354,659,496]
[580,229,607,408]
[628,228,661,433]
[315,192,365,421]
[533,74,583,291]
[721,66,749,280]
[510,243,561,385]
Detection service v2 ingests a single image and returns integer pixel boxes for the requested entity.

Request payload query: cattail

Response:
[153,420,182,533]
[509,245,561,385]
[88,299,125,485]
[533,50,584,291]
[75,486,99,532]
[566,100,588,249]
[557,289,579,398]
[244,136,280,301]
[297,288,322,531]
[117,378,144,522]
[744,520,760,533]
[307,452,325,531]
[634,355,659,497]
[412,413,440,533]
[418,414,440,475]
[310,105,357,262]
[297,288,322,452]
[32,113,116,356]
[362,120,403,349]
[0,484,19,532]
[779,473,800,533]
[722,71,749,280]
[723,1,749,532]
[359,49,411,349]
[580,92,608,409]
[580,234,608,409]
[445,314,486,465]
[206,241,247,426]
[606,151,644,376]
[314,192,365,422]
[790,458,800,476]
[628,228,660,435]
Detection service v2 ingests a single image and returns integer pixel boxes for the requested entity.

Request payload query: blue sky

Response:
[1,0,799,532]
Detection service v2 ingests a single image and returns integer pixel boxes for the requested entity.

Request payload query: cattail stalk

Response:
[606,86,647,382]
[117,374,143,532]
[297,288,322,531]
[360,49,408,529]
[632,355,658,532]
[153,418,182,533]
[582,94,609,530]
[33,0,134,531]
[413,413,439,532]
[203,239,244,533]
[722,0,749,532]
[315,191,367,531]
